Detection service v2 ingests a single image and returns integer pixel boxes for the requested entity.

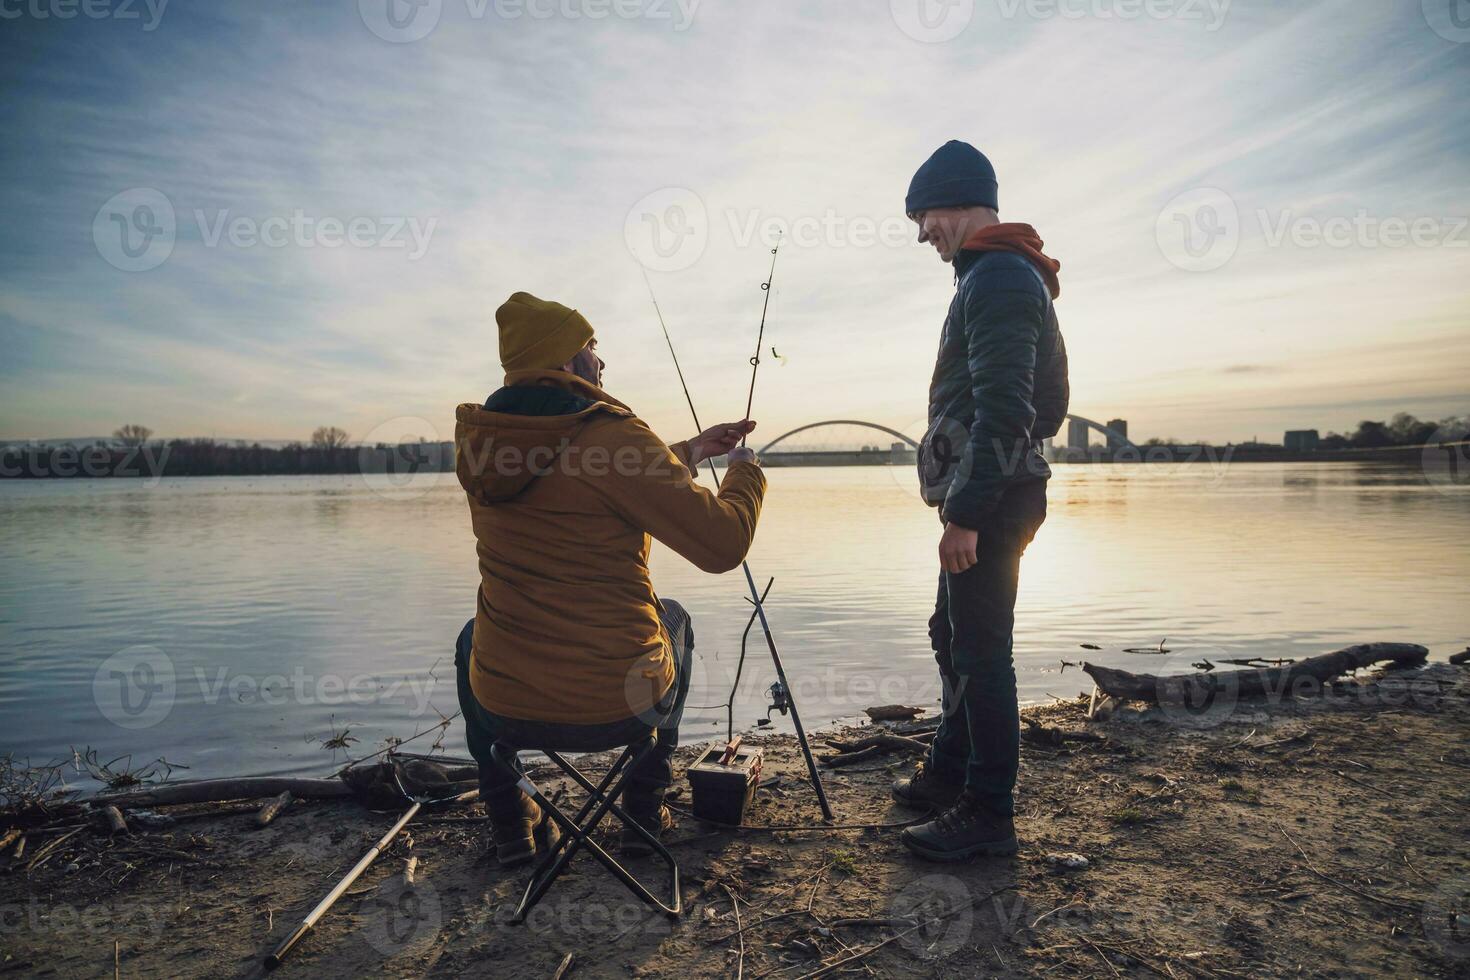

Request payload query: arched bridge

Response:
[757,421,919,455]
[756,415,1137,455]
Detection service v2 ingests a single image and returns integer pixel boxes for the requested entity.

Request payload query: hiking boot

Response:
[488,788,560,868]
[900,791,1018,862]
[891,761,964,810]
[621,803,674,856]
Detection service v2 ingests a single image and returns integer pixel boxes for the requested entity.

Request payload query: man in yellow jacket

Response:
[454,292,767,865]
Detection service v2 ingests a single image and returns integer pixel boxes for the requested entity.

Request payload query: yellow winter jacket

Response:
[455,369,766,724]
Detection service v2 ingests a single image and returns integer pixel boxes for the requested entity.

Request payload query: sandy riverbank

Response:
[2,661,1467,978]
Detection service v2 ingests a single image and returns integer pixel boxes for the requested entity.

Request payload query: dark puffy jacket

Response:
[917,249,1069,528]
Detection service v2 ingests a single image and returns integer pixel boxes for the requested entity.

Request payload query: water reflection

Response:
[0,462,1464,783]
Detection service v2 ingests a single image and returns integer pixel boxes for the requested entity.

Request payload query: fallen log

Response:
[864,705,926,722]
[1083,643,1429,704]
[90,777,353,810]
[820,746,883,768]
[824,733,929,755]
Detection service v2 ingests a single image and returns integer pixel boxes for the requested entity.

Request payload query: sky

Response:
[1,0,1467,447]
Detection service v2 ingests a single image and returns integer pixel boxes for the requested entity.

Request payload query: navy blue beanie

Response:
[905,140,999,214]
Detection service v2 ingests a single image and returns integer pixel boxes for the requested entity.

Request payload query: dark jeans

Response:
[926,480,1047,817]
[454,599,695,814]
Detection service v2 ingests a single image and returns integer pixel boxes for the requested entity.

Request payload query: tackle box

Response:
[686,742,763,825]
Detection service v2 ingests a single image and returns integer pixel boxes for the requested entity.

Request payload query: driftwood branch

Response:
[820,746,883,768]
[255,791,293,827]
[863,705,926,722]
[89,777,353,810]
[1020,717,1108,746]
[1083,643,1428,704]
[824,733,929,755]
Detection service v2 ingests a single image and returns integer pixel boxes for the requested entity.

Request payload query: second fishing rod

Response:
[643,239,833,823]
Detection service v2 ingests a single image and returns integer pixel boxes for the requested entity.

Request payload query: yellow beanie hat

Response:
[495,291,595,372]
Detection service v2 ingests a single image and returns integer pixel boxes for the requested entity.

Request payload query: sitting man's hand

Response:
[690,419,756,465]
[727,446,760,467]
[939,521,978,574]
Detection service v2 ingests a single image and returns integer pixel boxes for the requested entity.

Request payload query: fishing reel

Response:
[755,680,790,728]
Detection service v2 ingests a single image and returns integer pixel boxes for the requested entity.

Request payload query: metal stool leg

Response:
[510,740,682,923]
[512,746,637,921]
[541,749,681,916]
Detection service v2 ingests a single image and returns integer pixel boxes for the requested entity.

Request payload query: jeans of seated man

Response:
[453,598,695,816]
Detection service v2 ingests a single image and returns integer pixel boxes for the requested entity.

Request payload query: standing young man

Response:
[894,141,1069,861]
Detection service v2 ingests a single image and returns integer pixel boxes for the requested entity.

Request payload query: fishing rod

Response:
[641,254,834,823]
[264,767,477,969]
[741,235,782,442]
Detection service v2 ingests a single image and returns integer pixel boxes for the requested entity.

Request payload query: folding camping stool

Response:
[494,736,683,923]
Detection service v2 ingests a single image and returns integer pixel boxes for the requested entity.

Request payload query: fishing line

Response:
[639,259,833,822]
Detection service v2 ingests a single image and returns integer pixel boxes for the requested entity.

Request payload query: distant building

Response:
[1284,430,1320,452]
[1106,419,1129,449]
[1068,418,1090,450]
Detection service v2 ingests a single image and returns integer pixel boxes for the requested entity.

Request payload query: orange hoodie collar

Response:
[959,223,1062,300]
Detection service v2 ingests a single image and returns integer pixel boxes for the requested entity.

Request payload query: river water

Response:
[0,462,1464,784]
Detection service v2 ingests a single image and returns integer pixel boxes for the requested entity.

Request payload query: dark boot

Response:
[621,784,674,856]
[487,786,560,868]
[900,791,1017,862]
[891,761,964,810]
